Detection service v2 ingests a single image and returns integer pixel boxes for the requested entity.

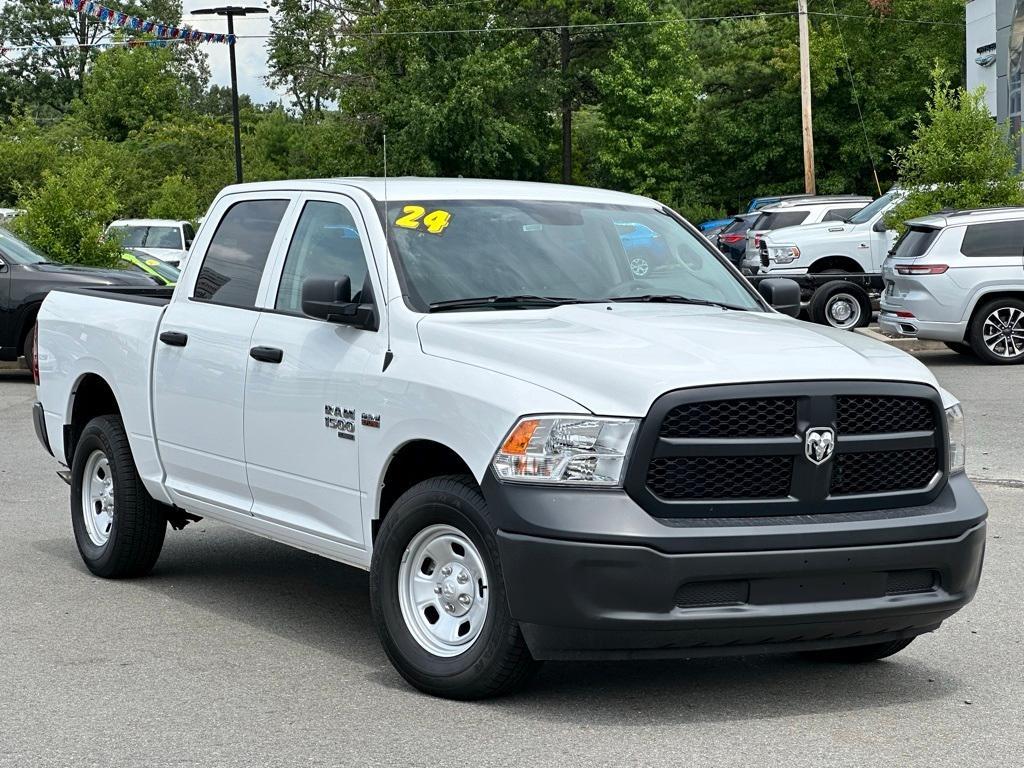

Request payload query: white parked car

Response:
[740,196,872,273]
[879,207,1024,364]
[32,178,985,699]
[106,219,196,266]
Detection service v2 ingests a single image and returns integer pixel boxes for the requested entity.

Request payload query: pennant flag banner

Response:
[55,0,236,44]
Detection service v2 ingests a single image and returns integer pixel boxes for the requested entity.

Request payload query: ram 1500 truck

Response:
[33,179,986,700]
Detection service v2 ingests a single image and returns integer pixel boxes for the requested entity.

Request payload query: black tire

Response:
[70,415,166,578]
[370,475,539,699]
[944,341,975,357]
[808,280,872,330]
[21,322,35,366]
[968,297,1024,365]
[802,637,915,663]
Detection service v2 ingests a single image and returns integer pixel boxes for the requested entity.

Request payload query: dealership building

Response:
[968,0,1023,145]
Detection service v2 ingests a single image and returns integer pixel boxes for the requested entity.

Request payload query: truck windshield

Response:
[109,226,183,250]
[847,192,894,225]
[384,200,763,312]
[0,228,49,264]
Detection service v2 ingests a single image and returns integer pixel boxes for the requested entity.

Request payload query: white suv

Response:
[740,196,871,273]
[879,207,1024,364]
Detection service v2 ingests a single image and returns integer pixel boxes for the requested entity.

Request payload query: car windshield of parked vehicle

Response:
[847,192,893,225]
[0,227,49,264]
[110,225,183,250]
[385,200,763,312]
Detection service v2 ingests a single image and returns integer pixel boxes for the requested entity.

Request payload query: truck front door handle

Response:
[249,346,284,364]
[159,331,188,347]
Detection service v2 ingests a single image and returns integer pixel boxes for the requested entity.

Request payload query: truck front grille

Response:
[626,382,946,518]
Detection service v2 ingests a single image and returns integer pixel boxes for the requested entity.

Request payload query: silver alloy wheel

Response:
[398,524,489,658]
[824,292,862,330]
[982,306,1024,359]
[81,449,115,547]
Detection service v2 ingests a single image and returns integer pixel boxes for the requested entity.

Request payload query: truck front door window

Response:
[276,201,370,313]
[193,200,289,307]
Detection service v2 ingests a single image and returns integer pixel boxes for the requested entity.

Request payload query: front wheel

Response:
[70,415,166,578]
[808,280,872,330]
[969,298,1024,364]
[802,637,915,663]
[369,475,539,699]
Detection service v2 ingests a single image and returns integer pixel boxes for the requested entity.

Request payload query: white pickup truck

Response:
[32,178,986,699]
[756,190,905,329]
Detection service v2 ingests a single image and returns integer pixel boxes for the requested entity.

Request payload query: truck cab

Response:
[33,179,986,700]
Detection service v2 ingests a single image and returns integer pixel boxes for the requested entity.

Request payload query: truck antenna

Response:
[382,132,394,371]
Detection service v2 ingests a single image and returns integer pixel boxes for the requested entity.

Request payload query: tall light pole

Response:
[797,0,816,194]
[192,5,268,184]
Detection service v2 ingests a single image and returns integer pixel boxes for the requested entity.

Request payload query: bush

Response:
[148,173,203,222]
[11,156,124,267]
[886,74,1024,232]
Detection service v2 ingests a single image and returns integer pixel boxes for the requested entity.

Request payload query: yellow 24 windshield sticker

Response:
[394,205,451,234]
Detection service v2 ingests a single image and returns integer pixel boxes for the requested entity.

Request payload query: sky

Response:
[180,3,282,104]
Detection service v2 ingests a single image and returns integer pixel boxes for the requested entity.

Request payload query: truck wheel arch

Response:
[66,373,121,463]
[374,440,476,540]
[16,302,42,359]
[809,256,864,274]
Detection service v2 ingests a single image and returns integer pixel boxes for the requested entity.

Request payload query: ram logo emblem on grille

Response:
[804,427,836,465]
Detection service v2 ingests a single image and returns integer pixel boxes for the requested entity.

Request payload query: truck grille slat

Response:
[627,383,946,518]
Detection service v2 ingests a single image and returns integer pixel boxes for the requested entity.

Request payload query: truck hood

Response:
[417,304,940,416]
[763,220,860,246]
[23,262,155,285]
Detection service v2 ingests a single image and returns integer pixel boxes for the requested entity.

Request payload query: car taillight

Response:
[895,311,915,318]
[720,233,745,244]
[895,264,948,275]
[31,323,39,385]
[754,235,762,247]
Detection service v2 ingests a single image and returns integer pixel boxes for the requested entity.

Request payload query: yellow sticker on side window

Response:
[394,205,451,234]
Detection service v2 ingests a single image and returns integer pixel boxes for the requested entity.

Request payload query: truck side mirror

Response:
[301,276,378,331]
[872,219,888,233]
[757,278,801,318]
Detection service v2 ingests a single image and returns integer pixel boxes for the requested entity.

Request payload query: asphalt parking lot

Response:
[1,352,1021,768]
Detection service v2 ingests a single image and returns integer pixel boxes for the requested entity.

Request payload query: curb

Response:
[855,327,949,353]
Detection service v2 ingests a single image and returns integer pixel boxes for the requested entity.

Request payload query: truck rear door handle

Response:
[249,346,284,364]
[159,331,188,347]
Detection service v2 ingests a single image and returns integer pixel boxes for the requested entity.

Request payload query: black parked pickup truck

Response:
[0,228,155,363]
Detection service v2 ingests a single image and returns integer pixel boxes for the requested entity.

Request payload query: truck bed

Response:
[36,287,171,503]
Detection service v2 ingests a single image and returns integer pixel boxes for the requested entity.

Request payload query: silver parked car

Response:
[879,207,1024,364]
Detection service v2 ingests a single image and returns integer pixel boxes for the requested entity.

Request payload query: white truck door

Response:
[152,195,294,515]
[242,193,383,548]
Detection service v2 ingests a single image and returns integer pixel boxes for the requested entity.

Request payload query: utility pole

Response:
[797,0,816,194]
[193,5,268,184]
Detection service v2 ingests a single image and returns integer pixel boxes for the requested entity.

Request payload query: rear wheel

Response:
[803,637,915,663]
[70,415,166,578]
[969,298,1024,364]
[370,475,539,699]
[808,279,871,330]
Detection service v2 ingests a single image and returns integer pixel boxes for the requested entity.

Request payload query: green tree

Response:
[148,172,203,221]
[11,155,124,267]
[886,76,1024,231]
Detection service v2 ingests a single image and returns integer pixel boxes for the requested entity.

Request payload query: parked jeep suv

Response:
[879,207,1024,364]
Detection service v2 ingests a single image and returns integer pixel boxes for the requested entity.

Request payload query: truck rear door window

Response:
[960,220,1024,257]
[892,226,939,258]
[193,200,289,307]
[754,211,809,230]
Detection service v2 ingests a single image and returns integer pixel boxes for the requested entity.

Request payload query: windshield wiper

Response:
[607,294,747,311]
[428,295,591,312]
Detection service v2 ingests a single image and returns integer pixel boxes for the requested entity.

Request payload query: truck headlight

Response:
[770,245,800,263]
[946,404,966,474]
[492,416,637,486]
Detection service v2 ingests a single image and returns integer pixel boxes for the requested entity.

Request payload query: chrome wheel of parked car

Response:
[981,306,1024,359]
[81,449,115,546]
[398,523,490,658]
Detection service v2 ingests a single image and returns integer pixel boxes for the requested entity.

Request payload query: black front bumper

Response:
[483,473,987,660]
